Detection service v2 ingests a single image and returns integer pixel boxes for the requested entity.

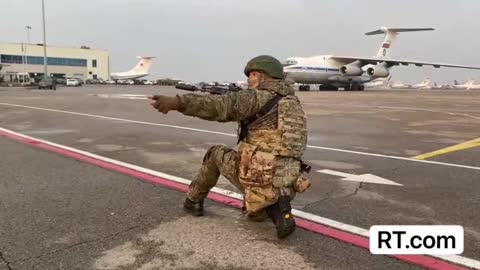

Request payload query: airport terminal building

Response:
[0,42,110,82]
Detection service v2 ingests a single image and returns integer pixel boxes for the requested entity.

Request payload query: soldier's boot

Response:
[183,198,204,216]
[266,196,296,239]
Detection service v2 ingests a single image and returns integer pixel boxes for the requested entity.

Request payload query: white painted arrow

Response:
[92,94,150,100]
[317,169,403,186]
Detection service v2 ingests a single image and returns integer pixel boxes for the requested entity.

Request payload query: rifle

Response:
[175,83,198,92]
[175,83,242,95]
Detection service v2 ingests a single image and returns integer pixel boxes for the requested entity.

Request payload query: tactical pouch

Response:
[293,175,311,193]
[238,142,278,212]
[238,142,275,187]
[244,186,278,213]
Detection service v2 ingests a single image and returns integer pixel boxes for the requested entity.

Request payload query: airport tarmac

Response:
[0,85,479,270]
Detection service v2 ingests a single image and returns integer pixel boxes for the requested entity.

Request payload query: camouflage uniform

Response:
[177,79,309,214]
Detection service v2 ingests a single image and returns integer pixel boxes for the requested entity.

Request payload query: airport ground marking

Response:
[371,106,480,120]
[91,94,151,100]
[0,102,479,171]
[0,127,479,270]
[413,138,480,160]
[302,103,480,120]
[317,169,403,186]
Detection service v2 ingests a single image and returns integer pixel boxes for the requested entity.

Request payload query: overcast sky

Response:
[2,0,480,83]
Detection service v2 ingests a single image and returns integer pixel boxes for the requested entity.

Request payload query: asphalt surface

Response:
[0,85,479,269]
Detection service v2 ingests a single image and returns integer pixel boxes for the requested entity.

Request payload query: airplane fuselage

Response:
[283,55,376,87]
[453,85,480,90]
[110,72,148,80]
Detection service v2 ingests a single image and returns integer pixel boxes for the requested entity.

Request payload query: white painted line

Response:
[292,209,369,237]
[370,106,480,121]
[308,145,480,171]
[303,103,480,120]
[91,94,150,100]
[1,126,479,269]
[0,102,479,171]
[0,103,235,137]
[302,103,480,115]
[318,169,403,186]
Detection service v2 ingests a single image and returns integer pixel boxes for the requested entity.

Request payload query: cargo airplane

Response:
[283,27,480,91]
[111,56,155,80]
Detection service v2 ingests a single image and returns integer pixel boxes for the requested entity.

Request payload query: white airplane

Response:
[389,78,431,89]
[390,81,412,89]
[432,81,454,89]
[283,27,480,91]
[411,78,432,89]
[453,79,480,90]
[111,56,155,80]
[432,83,447,89]
[363,75,391,89]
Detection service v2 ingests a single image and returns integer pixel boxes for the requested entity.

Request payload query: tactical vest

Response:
[237,94,309,213]
[245,95,307,158]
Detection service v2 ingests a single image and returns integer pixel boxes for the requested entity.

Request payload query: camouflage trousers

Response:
[187,145,296,214]
[187,145,244,202]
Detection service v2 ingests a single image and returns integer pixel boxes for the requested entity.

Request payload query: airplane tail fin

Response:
[454,80,459,85]
[129,56,155,74]
[365,27,434,58]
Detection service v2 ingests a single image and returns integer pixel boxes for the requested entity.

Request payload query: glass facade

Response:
[0,54,87,67]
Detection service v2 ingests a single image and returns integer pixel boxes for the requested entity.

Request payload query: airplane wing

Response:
[330,56,480,70]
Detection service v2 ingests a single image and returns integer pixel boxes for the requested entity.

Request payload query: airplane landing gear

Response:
[344,84,365,91]
[319,84,338,91]
[299,85,311,91]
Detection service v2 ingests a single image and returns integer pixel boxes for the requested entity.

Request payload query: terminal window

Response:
[92,59,97,68]
[0,54,87,67]
[1,54,23,64]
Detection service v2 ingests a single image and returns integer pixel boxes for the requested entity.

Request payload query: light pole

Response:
[22,41,26,74]
[24,25,32,76]
[26,26,32,47]
[41,0,48,78]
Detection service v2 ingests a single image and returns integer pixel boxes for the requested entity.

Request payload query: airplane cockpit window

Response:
[282,59,298,67]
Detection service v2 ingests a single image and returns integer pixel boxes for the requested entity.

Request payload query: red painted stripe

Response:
[296,218,468,270]
[0,129,470,270]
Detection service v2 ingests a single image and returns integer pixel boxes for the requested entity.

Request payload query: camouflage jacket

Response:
[177,80,294,122]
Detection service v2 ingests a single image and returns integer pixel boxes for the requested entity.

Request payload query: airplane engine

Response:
[367,65,390,77]
[340,62,363,76]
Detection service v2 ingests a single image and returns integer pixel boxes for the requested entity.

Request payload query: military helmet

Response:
[244,55,284,79]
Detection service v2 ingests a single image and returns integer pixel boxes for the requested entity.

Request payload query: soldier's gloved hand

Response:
[149,95,180,114]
